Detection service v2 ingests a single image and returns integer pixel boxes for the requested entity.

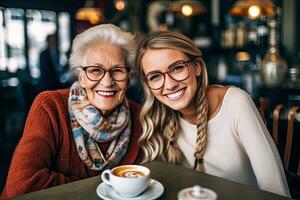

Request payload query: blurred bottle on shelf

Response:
[235,22,247,48]
[247,22,258,47]
[217,55,228,82]
[256,15,269,47]
[221,14,271,49]
[193,23,212,49]
[282,52,300,89]
[234,51,262,98]
[221,15,235,48]
[260,13,288,87]
[283,68,300,89]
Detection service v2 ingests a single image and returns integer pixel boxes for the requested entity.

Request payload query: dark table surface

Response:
[12,161,290,200]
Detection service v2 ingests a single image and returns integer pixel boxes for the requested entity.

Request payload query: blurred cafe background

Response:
[0,0,300,198]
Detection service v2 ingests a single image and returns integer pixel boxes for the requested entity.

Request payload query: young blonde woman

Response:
[135,30,290,197]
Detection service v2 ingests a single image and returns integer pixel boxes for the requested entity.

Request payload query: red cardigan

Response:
[0,89,142,199]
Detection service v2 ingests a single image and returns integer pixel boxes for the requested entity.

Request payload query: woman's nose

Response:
[164,73,178,90]
[100,71,115,87]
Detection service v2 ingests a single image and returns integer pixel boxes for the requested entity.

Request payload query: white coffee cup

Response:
[101,165,151,198]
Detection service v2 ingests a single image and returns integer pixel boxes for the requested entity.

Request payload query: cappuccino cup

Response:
[101,165,150,198]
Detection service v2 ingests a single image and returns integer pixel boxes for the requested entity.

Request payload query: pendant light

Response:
[75,0,103,25]
[170,0,207,17]
[230,0,275,19]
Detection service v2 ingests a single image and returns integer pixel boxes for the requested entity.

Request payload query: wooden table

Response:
[13,161,290,200]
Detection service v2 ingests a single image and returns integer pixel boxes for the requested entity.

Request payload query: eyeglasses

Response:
[143,60,192,90]
[82,65,130,82]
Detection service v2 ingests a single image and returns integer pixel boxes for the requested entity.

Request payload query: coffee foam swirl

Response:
[113,167,145,178]
[123,171,144,178]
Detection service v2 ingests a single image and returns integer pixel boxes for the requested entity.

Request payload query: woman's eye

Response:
[91,70,101,75]
[112,68,125,73]
[90,69,99,73]
[148,74,162,82]
[171,65,185,73]
[88,68,102,74]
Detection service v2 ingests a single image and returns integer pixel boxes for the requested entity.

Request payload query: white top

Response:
[176,87,290,197]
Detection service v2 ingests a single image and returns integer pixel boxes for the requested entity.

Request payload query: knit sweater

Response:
[0,89,142,199]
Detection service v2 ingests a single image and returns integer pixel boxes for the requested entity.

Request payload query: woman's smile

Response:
[96,90,118,98]
[164,88,185,101]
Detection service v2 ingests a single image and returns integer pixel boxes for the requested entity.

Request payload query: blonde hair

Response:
[136,31,209,171]
[69,24,136,70]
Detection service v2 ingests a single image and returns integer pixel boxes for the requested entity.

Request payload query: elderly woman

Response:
[1,24,142,199]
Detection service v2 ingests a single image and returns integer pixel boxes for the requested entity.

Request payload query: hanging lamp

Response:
[230,0,275,19]
[75,0,103,25]
[170,0,207,17]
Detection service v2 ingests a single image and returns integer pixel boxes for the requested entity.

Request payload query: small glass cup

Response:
[178,185,217,200]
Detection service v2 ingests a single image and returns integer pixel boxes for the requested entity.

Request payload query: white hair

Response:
[69,24,136,69]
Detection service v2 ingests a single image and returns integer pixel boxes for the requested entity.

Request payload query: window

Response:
[26,9,57,78]
[4,8,26,72]
[0,8,6,71]
[0,7,71,80]
[58,12,71,67]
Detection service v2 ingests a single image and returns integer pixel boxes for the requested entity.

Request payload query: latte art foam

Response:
[123,171,144,178]
[113,167,145,178]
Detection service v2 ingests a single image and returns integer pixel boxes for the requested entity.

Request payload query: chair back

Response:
[284,106,299,174]
[271,104,299,172]
[258,95,300,198]
[272,104,284,146]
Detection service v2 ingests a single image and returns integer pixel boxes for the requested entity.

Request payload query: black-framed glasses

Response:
[82,65,130,82]
[143,60,192,90]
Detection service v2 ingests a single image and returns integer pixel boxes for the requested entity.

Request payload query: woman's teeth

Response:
[167,89,183,99]
[97,91,115,96]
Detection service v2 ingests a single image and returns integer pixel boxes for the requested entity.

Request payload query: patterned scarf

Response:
[68,81,131,171]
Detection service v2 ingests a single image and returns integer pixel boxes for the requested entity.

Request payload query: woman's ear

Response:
[194,59,202,77]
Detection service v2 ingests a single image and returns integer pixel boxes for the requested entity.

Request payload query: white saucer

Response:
[96,178,164,200]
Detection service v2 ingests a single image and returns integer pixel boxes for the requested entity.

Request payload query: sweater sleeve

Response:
[231,88,290,197]
[0,92,80,199]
